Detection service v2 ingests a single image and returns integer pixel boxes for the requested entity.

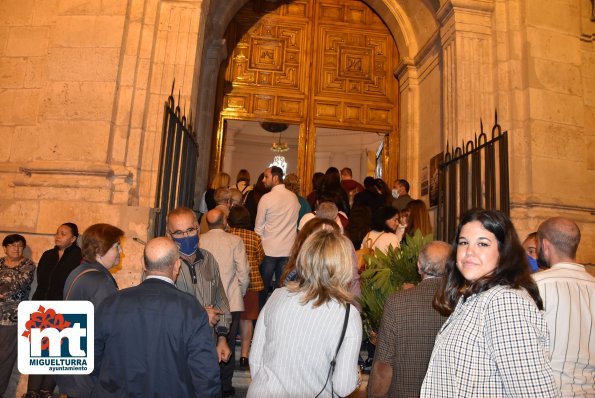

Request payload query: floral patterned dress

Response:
[0,256,35,325]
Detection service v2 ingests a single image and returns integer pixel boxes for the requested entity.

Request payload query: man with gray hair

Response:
[298,201,346,233]
[533,217,594,397]
[369,241,451,398]
[93,237,221,397]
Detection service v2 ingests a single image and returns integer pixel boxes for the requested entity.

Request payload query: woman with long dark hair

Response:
[319,167,350,215]
[244,172,270,229]
[422,209,558,397]
[361,206,405,254]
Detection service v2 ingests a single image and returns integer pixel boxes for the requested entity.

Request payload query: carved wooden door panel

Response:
[215,0,399,188]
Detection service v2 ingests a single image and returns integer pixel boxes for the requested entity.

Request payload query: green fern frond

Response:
[358,230,434,335]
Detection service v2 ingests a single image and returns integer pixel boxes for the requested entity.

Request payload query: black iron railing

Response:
[437,112,509,242]
[153,83,198,237]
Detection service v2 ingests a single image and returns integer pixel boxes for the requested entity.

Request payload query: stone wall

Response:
[508,0,595,263]
[0,0,593,274]
[0,0,209,288]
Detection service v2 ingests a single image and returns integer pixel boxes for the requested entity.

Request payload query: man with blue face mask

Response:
[522,232,540,272]
[166,207,233,372]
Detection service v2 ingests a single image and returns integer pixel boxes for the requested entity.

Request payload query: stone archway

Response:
[192,0,440,197]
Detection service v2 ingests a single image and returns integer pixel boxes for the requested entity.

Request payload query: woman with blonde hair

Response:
[248,229,362,397]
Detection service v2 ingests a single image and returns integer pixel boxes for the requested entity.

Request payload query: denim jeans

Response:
[259,255,289,310]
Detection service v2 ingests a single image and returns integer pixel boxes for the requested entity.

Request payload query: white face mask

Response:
[392,189,399,199]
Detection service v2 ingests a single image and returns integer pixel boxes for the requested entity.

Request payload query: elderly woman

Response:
[0,234,35,397]
[26,223,83,398]
[248,229,362,397]
[55,223,124,398]
[421,209,558,397]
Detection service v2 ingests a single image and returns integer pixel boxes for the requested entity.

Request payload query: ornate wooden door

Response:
[214,0,400,190]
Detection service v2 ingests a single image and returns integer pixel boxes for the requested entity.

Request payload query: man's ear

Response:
[172,258,182,280]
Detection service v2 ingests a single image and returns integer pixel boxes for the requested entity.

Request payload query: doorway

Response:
[212,0,400,191]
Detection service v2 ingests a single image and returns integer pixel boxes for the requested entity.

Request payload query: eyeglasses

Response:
[169,227,198,238]
[6,243,25,249]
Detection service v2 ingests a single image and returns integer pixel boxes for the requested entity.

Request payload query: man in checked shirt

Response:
[167,206,232,364]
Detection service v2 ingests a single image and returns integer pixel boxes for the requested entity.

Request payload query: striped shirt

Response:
[228,227,265,292]
[533,262,595,397]
[174,249,231,335]
[248,288,362,397]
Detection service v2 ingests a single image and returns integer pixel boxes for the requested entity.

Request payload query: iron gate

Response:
[153,84,198,237]
[437,113,510,242]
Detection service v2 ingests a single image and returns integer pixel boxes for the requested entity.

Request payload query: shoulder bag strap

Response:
[64,268,100,300]
[315,303,351,398]
[370,231,384,247]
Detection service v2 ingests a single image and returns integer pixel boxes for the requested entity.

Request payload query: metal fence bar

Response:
[153,83,199,237]
[437,113,509,242]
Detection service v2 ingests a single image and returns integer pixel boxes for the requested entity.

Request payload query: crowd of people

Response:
[0,166,593,398]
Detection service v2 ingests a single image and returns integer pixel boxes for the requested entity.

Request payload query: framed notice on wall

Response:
[429,152,443,208]
[421,166,429,196]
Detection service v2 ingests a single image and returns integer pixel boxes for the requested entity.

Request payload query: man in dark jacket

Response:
[369,241,450,398]
[92,237,221,397]
[353,176,384,213]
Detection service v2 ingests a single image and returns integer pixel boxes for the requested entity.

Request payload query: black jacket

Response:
[32,244,82,300]
[92,279,221,397]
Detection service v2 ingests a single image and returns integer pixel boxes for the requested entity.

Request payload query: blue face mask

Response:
[527,255,539,273]
[172,235,199,257]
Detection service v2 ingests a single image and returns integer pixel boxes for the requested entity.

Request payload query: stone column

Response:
[395,58,420,195]
[194,38,227,202]
[438,0,495,145]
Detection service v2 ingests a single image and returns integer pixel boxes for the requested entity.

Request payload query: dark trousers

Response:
[0,325,17,397]
[220,311,240,392]
[27,374,56,394]
[258,256,289,310]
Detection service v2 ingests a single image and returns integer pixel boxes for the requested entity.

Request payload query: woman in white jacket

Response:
[248,229,362,397]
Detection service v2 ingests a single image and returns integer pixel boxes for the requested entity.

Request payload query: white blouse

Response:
[248,287,362,397]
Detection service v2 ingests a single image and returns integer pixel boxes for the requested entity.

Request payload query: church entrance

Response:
[211,0,400,191]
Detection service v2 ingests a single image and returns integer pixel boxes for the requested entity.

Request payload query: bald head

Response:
[144,237,180,277]
[537,217,580,263]
[206,208,226,230]
[418,241,450,278]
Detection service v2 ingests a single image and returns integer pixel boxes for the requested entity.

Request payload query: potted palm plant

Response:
[359,230,434,339]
